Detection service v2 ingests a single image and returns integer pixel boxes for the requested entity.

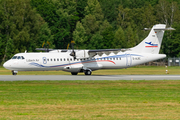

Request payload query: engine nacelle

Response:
[76,50,96,59]
[75,50,89,58]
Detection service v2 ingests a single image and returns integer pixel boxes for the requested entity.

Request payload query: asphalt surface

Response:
[0,75,180,81]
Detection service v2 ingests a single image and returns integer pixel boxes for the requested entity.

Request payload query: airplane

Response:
[3,24,175,75]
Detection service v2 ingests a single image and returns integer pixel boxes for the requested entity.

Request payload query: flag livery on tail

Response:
[131,24,166,54]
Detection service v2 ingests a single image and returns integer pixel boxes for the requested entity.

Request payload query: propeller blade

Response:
[67,43,70,50]
[70,41,76,59]
[42,42,45,48]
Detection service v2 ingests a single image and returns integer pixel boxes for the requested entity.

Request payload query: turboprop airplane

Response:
[3,24,174,75]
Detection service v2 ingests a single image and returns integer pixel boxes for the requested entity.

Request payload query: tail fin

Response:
[131,24,168,54]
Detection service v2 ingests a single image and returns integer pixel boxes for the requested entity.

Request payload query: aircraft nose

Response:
[3,61,8,68]
[3,61,11,69]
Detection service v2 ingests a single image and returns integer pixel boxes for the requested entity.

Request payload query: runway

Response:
[0,75,180,81]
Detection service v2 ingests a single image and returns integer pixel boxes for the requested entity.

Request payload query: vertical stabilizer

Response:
[131,24,166,54]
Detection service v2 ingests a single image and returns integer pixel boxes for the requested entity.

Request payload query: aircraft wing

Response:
[36,48,124,52]
[88,49,122,53]
[35,48,55,52]
[36,48,128,58]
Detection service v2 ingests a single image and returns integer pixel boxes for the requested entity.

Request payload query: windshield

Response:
[11,56,25,60]
[12,56,17,59]
[17,56,21,59]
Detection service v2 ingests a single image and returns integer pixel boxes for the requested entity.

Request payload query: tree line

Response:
[0,0,180,63]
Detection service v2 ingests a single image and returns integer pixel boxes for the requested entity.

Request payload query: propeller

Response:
[69,41,76,59]
[42,41,50,52]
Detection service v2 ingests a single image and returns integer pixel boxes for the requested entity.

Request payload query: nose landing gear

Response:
[12,70,18,75]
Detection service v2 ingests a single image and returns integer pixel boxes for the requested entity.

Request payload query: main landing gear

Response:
[12,70,18,75]
[84,70,92,75]
[71,70,92,75]
[71,72,78,75]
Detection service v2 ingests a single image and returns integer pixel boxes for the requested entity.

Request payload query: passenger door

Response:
[126,53,132,66]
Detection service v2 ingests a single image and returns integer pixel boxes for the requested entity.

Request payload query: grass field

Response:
[1,66,180,119]
[0,80,180,120]
[1,66,180,75]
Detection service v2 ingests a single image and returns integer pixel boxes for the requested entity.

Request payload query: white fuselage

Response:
[3,51,166,73]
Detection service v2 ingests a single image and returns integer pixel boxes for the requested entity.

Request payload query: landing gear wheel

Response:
[71,72,78,75]
[84,70,92,75]
[12,70,17,75]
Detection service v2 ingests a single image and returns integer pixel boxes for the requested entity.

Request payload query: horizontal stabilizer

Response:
[144,27,175,31]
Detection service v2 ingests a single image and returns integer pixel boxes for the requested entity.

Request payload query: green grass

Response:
[1,66,180,75]
[0,80,180,119]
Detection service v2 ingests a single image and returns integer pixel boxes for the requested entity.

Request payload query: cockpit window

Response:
[12,56,17,59]
[17,56,21,59]
[11,56,25,59]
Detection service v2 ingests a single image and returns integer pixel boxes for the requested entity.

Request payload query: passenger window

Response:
[60,59,62,61]
[64,58,66,61]
[54,59,56,61]
[70,58,72,61]
[57,59,59,61]
[47,59,49,61]
[51,59,52,61]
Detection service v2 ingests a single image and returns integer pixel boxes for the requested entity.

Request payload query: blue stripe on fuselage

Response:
[29,54,143,68]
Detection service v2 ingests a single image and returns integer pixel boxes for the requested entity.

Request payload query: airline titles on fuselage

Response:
[26,59,39,62]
